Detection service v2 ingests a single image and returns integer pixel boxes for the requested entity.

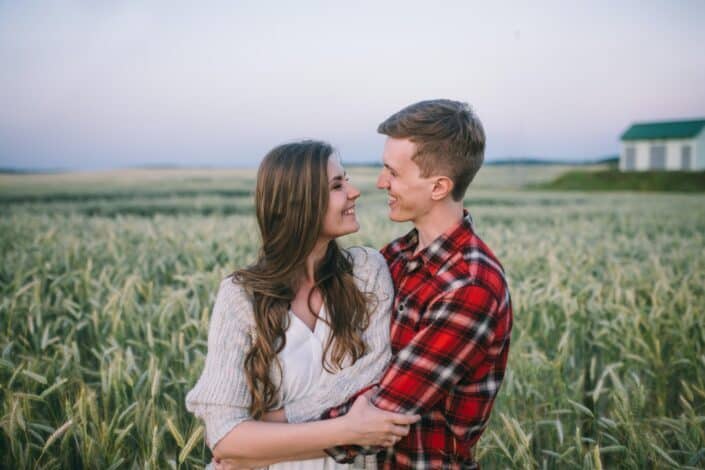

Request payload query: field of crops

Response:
[1,165,704,469]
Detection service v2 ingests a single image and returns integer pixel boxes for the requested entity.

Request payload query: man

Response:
[323,99,513,469]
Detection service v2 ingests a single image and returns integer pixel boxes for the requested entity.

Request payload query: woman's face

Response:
[320,155,360,240]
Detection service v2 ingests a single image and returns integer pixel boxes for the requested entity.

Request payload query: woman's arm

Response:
[284,247,395,424]
[214,450,325,470]
[186,277,418,465]
[185,278,255,449]
[213,392,419,463]
[212,417,346,463]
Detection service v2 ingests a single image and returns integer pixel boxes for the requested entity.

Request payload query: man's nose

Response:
[376,172,388,189]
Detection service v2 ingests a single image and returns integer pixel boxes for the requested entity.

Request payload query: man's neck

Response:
[413,203,464,255]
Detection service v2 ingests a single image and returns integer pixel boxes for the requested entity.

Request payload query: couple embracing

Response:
[186,99,513,470]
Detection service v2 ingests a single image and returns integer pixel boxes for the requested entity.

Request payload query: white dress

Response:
[266,306,367,470]
[185,247,394,470]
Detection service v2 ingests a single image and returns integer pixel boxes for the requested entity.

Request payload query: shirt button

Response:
[398,304,405,312]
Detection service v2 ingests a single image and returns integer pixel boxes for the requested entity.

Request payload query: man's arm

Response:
[323,283,509,462]
[371,283,502,414]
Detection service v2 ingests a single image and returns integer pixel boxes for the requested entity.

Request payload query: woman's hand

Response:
[342,390,420,447]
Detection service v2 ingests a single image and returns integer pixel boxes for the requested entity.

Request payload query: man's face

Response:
[376,137,434,223]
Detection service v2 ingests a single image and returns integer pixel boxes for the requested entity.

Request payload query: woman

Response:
[185,141,418,469]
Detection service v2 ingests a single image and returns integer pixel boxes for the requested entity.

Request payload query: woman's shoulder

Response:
[212,275,255,325]
[216,274,248,298]
[344,246,387,277]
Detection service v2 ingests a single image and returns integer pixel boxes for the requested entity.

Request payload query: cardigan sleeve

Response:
[284,246,394,424]
[185,277,255,451]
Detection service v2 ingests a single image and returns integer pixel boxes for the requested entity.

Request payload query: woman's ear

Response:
[430,176,454,201]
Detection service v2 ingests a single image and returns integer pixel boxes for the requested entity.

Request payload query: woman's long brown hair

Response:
[233,140,372,418]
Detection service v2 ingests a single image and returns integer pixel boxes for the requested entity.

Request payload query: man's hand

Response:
[342,390,420,447]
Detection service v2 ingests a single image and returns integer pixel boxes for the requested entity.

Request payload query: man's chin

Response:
[387,209,409,223]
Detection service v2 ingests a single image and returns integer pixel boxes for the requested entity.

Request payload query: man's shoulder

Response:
[452,230,509,299]
[427,236,510,327]
[380,234,408,263]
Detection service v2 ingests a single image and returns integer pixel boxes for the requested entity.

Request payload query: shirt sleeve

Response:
[185,278,254,451]
[323,282,501,463]
[284,248,393,423]
[371,282,499,415]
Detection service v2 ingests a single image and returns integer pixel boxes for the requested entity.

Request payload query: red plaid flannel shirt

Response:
[323,211,512,469]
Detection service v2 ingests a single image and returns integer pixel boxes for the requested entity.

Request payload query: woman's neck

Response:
[302,238,330,283]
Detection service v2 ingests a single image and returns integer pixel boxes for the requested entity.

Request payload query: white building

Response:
[619,119,705,171]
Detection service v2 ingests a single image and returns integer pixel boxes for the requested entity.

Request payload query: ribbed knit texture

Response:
[185,246,394,451]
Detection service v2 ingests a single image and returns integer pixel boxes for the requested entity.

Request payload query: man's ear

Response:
[430,176,454,201]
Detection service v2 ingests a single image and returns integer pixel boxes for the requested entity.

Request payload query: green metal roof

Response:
[621,119,705,141]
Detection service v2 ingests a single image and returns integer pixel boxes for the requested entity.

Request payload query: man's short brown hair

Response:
[378,99,485,201]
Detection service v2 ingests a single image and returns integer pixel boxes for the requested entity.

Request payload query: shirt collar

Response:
[397,210,474,275]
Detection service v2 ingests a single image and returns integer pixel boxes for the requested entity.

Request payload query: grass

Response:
[536,169,705,192]
[1,166,704,468]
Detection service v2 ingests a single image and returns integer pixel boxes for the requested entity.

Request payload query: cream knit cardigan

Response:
[185,246,394,450]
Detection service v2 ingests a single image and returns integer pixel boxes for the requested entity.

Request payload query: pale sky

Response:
[1,0,704,170]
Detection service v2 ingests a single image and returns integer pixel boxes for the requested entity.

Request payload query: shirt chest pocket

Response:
[393,296,422,330]
[395,278,449,331]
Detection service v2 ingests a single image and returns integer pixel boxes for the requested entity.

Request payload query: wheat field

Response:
[1,166,704,469]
